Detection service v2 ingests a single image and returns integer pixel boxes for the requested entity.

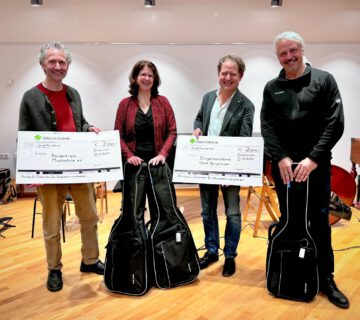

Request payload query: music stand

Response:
[0,216,15,238]
[350,137,360,209]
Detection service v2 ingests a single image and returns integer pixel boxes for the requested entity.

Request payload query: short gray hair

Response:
[274,31,305,51]
[38,41,72,65]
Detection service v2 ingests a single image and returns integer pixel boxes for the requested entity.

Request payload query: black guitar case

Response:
[104,163,151,295]
[149,163,200,289]
[266,169,319,301]
[104,162,199,295]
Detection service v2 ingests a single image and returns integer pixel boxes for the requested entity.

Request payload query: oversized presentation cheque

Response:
[172,135,264,186]
[16,131,123,184]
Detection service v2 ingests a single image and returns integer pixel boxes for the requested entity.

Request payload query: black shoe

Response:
[199,251,219,270]
[222,258,236,277]
[80,260,105,275]
[46,270,63,292]
[320,277,350,309]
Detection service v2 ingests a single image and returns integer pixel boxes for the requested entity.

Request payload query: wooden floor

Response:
[0,188,359,320]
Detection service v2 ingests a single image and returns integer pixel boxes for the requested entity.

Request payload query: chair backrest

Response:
[350,138,360,164]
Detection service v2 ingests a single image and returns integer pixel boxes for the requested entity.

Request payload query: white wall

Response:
[1,43,359,178]
[1,0,359,43]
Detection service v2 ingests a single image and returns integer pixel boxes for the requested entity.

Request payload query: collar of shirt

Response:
[208,89,236,136]
[216,89,236,108]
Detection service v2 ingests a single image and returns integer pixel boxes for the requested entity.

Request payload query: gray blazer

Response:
[194,89,254,137]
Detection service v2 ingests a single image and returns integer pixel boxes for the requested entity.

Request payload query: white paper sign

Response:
[16,131,123,184]
[172,135,264,186]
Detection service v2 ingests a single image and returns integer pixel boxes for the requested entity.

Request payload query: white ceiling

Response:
[0,0,359,43]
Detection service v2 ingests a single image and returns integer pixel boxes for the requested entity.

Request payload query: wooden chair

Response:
[95,182,108,222]
[329,164,356,224]
[62,183,108,223]
[243,186,261,220]
[60,184,108,223]
[31,196,66,242]
[32,183,108,238]
[243,168,280,237]
[62,194,74,227]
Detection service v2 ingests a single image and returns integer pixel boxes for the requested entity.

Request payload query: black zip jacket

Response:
[260,65,344,165]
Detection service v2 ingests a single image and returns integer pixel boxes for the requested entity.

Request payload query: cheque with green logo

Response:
[172,135,264,186]
[16,131,123,184]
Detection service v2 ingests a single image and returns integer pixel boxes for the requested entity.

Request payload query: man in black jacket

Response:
[18,42,104,292]
[261,31,349,308]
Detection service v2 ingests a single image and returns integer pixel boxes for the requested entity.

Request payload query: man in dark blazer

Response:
[193,54,254,276]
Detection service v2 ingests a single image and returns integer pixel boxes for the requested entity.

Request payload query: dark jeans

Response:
[199,184,241,258]
[272,163,334,281]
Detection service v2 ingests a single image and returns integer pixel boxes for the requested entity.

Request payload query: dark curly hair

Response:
[128,60,161,96]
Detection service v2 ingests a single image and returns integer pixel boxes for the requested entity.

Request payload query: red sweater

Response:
[37,83,76,132]
[114,95,177,161]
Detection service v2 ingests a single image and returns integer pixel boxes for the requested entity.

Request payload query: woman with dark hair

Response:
[114,60,177,167]
[107,62,199,294]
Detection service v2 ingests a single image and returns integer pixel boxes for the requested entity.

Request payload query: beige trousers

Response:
[37,183,100,270]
